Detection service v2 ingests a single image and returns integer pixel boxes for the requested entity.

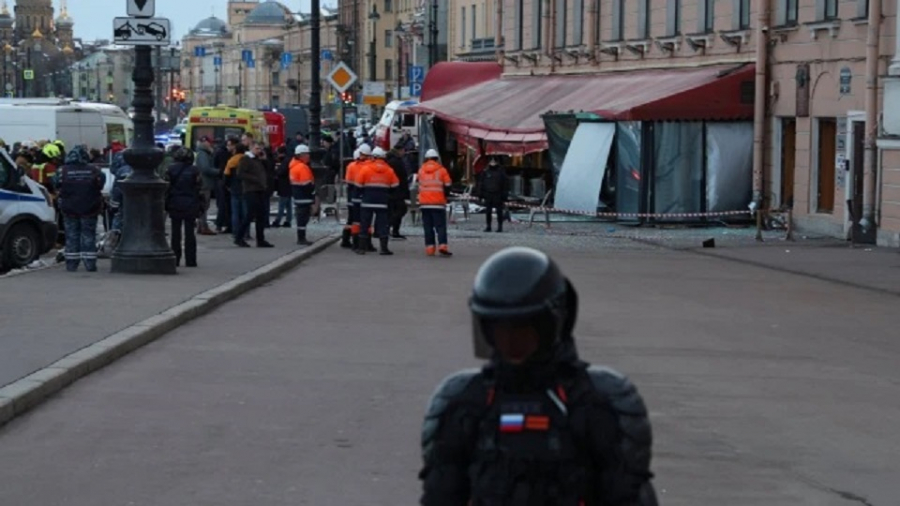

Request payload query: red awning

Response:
[412,64,755,148]
[419,61,503,102]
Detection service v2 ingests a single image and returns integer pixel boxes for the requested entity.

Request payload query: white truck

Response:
[0,149,57,270]
[0,100,134,150]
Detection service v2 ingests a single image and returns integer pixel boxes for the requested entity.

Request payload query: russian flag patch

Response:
[499,414,525,433]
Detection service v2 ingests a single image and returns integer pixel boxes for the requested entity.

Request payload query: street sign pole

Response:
[111,1,176,275]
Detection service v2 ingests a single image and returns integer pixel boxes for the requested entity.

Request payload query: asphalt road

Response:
[0,236,898,505]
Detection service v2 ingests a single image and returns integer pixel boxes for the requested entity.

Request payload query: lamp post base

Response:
[111,153,176,275]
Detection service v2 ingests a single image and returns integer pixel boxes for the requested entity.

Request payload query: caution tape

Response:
[447,194,753,220]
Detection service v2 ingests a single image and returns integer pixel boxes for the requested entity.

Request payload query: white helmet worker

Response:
[353,148,361,160]
[358,144,373,156]
[372,147,387,158]
[294,144,310,155]
[425,149,440,159]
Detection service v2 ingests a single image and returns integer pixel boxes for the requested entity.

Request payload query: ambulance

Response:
[184,106,268,149]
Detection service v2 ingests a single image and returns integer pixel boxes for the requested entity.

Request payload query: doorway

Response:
[816,118,837,213]
[780,118,796,208]
[850,121,865,238]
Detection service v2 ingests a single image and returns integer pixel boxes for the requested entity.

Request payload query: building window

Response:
[638,0,651,39]
[856,0,869,18]
[818,0,838,19]
[472,3,477,41]
[667,0,681,35]
[735,0,751,29]
[776,0,798,25]
[532,0,543,48]
[593,0,602,45]
[698,0,715,32]
[555,0,567,47]
[515,0,525,50]
[385,59,394,80]
[272,71,280,86]
[611,0,624,40]
[816,118,837,213]
[385,30,393,48]
[272,95,280,108]
[384,0,393,12]
[461,6,467,47]
[573,0,584,46]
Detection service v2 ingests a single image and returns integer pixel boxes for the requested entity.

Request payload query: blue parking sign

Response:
[242,49,253,63]
[411,82,423,97]
[194,46,206,57]
[213,56,222,67]
[409,65,425,83]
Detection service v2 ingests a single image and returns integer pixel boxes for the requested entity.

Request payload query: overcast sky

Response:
[56,0,333,43]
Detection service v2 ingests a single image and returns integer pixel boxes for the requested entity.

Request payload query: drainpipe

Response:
[547,0,556,72]
[751,0,770,210]
[495,0,503,62]
[861,0,883,239]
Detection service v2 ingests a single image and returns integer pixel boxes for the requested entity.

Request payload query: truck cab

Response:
[0,149,57,271]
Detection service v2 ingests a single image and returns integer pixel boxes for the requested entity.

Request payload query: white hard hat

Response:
[353,149,361,160]
[294,144,310,155]
[425,149,439,159]
[357,144,372,156]
[372,147,387,158]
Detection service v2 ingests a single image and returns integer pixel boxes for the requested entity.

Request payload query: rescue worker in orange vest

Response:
[289,144,316,246]
[342,144,371,250]
[356,147,399,256]
[417,149,453,257]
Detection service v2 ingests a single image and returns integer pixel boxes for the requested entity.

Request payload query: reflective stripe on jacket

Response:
[359,160,399,209]
[289,158,315,204]
[417,161,452,209]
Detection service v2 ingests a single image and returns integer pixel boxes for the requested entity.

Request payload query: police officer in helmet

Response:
[420,246,657,506]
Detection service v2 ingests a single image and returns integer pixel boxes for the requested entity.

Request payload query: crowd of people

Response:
[1,126,515,271]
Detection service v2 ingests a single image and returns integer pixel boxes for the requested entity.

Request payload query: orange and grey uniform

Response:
[31,162,58,190]
[344,159,365,235]
[358,159,399,242]
[289,158,315,232]
[417,160,452,252]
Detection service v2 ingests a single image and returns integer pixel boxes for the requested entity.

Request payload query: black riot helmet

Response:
[469,247,578,363]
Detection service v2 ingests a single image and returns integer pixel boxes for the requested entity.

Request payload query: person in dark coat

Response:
[57,145,105,272]
[271,145,293,227]
[213,137,236,233]
[165,148,202,267]
[386,142,410,239]
[235,141,273,248]
[476,157,509,233]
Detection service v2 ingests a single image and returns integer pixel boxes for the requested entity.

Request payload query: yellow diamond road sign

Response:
[327,62,358,93]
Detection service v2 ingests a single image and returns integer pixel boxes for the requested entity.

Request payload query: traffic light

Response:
[341,92,353,104]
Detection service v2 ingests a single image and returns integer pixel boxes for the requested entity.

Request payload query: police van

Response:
[0,149,57,270]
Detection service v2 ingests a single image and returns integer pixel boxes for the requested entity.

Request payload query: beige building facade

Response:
[181,1,340,111]
[487,0,899,245]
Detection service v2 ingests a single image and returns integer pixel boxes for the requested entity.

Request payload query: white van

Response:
[0,100,133,150]
[0,149,57,270]
[373,100,419,151]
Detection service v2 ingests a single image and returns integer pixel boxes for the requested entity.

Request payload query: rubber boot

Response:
[297,230,312,246]
[379,237,393,256]
[365,237,377,252]
[352,235,360,251]
[438,245,453,257]
[340,228,352,248]
[425,246,436,256]
[355,237,367,255]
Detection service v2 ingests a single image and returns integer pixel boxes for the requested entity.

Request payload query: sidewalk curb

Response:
[0,235,339,429]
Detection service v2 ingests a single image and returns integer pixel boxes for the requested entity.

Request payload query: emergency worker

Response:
[420,247,658,506]
[476,158,508,233]
[289,144,316,246]
[32,143,61,192]
[417,149,452,257]
[57,145,105,272]
[344,144,370,251]
[341,147,362,249]
[356,147,398,256]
